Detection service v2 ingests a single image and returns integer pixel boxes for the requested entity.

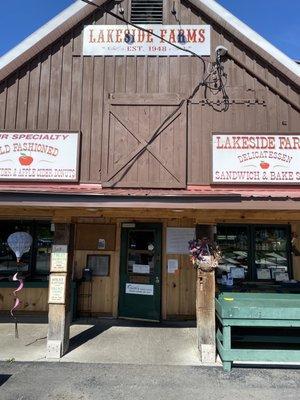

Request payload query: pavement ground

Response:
[0,361,299,400]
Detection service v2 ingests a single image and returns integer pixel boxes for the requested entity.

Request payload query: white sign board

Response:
[125,283,154,296]
[132,264,150,274]
[167,227,195,254]
[50,245,68,273]
[48,274,67,304]
[83,25,211,56]
[212,134,300,184]
[0,132,79,181]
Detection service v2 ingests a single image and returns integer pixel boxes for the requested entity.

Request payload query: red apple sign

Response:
[19,153,33,166]
[260,161,269,170]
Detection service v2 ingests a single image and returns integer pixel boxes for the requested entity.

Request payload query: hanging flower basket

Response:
[188,237,221,272]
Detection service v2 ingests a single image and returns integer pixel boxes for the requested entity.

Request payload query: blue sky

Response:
[0,0,299,59]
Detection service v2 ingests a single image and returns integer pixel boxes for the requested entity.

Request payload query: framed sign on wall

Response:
[83,25,211,56]
[212,133,300,184]
[0,131,80,182]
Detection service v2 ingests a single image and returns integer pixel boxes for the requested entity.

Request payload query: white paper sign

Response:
[97,239,106,250]
[83,25,211,56]
[230,267,245,279]
[275,272,289,282]
[125,283,154,296]
[133,264,150,274]
[167,227,195,254]
[271,267,286,279]
[257,269,271,280]
[168,259,179,273]
[50,245,68,273]
[212,133,300,184]
[48,274,66,304]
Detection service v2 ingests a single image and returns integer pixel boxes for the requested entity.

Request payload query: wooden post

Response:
[196,225,216,363]
[46,223,73,359]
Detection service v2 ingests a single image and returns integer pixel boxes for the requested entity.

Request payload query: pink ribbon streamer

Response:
[10,272,24,317]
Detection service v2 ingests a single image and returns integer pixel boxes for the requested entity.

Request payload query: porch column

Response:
[46,223,73,359]
[196,225,216,363]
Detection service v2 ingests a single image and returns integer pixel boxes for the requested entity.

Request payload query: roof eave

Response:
[0,0,299,91]
[0,0,105,82]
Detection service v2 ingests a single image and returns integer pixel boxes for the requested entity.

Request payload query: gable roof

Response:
[0,0,299,83]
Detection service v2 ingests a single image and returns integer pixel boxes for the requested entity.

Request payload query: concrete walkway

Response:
[0,318,205,366]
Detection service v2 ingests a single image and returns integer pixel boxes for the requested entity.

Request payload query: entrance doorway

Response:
[118,223,162,321]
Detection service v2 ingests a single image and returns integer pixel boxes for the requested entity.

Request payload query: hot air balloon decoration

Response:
[7,231,33,263]
[7,231,33,338]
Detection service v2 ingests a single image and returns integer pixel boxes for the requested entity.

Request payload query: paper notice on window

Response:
[257,269,271,280]
[166,228,195,254]
[275,272,289,282]
[230,267,245,279]
[168,259,179,273]
[133,264,150,274]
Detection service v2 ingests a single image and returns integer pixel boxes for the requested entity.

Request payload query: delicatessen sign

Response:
[83,25,210,56]
[212,133,300,184]
[0,132,79,181]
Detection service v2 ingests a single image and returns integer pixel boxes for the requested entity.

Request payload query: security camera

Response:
[215,45,228,57]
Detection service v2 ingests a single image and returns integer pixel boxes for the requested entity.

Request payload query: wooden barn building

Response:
[0,0,299,363]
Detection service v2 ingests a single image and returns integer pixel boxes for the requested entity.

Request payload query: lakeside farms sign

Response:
[212,133,300,184]
[83,25,211,56]
[0,132,80,182]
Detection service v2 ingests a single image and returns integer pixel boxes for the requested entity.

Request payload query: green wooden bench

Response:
[215,292,300,372]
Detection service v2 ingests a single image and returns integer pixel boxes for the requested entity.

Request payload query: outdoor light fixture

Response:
[215,45,228,60]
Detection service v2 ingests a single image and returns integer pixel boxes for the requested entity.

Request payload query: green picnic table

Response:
[215,292,300,371]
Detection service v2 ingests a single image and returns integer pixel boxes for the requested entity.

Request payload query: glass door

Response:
[118,223,162,321]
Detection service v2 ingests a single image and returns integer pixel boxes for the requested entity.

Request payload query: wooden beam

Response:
[195,225,216,363]
[47,223,73,359]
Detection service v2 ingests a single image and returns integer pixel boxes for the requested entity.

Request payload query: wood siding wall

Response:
[1,209,300,317]
[0,0,299,186]
[0,288,48,313]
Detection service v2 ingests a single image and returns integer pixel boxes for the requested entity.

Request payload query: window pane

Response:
[35,224,54,274]
[127,230,155,280]
[254,227,289,281]
[216,226,249,281]
[87,255,110,276]
[0,222,32,273]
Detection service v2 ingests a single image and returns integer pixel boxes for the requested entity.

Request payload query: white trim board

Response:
[190,0,300,78]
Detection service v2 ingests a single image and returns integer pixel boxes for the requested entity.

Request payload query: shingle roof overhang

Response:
[0,191,299,211]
